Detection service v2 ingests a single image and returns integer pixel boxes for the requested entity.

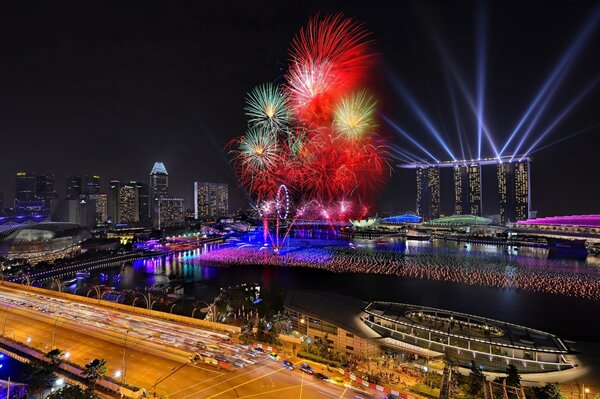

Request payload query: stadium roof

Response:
[425,215,493,226]
[382,214,422,224]
[284,290,381,339]
[150,161,168,175]
[517,215,600,228]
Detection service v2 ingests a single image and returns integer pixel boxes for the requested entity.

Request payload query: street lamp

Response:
[121,331,152,394]
[51,317,68,348]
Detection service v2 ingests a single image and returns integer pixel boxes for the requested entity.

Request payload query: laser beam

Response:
[387,72,456,160]
[499,6,600,156]
[381,114,440,162]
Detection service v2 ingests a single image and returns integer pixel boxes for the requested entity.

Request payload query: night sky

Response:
[1,1,599,217]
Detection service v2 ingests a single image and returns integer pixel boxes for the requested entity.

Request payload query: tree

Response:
[82,359,107,393]
[47,385,97,399]
[467,360,485,396]
[505,364,521,387]
[532,383,567,399]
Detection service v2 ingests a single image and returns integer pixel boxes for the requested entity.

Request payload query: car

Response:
[281,360,295,370]
[215,354,228,362]
[268,352,280,361]
[232,359,246,368]
[299,363,314,375]
[314,373,328,380]
[253,346,265,353]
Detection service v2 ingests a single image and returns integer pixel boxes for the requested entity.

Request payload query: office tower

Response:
[497,160,530,224]
[66,175,82,200]
[85,175,101,196]
[88,193,108,225]
[194,182,229,220]
[119,183,138,223]
[454,165,482,216]
[453,166,468,215]
[35,175,57,202]
[149,162,169,220]
[15,172,36,201]
[416,167,440,220]
[131,181,149,224]
[157,197,184,229]
[108,180,121,224]
[467,164,482,216]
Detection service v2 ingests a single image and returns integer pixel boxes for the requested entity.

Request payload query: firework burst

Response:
[244,83,291,132]
[333,90,377,139]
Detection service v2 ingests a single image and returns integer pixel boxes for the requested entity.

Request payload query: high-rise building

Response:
[108,180,121,224]
[15,172,36,202]
[416,167,440,220]
[119,183,138,224]
[149,162,169,221]
[157,197,184,229]
[66,175,82,200]
[194,182,229,219]
[131,181,149,224]
[497,160,530,224]
[453,165,481,216]
[85,175,101,196]
[35,175,57,202]
[88,193,108,225]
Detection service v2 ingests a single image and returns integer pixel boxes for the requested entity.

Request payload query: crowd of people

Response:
[200,240,600,300]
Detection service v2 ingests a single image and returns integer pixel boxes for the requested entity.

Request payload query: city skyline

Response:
[1,1,599,217]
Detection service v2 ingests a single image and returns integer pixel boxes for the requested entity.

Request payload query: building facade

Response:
[88,193,108,225]
[453,165,481,217]
[108,180,121,224]
[15,172,36,202]
[119,183,138,224]
[150,162,169,225]
[156,197,184,229]
[497,160,530,224]
[194,182,229,220]
[84,175,101,196]
[416,167,440,220]
[66,175,82,200]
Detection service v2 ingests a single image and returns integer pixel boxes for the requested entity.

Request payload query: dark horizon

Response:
[1,1,599,217]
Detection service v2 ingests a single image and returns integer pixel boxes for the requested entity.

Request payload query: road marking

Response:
[235,380,318,399]
[200,362,302,399]
[339,386,349,399]
[299,371,304,399]
[166,361,276,397]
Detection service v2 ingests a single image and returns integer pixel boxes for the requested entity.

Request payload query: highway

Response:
[0,285,386,398]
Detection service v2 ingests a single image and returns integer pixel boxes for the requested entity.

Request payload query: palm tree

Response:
[82,359,107,393]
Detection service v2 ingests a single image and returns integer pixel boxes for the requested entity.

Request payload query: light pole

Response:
[169,304,176,313]
[150,300,157,310]
[2,305,12,337]
[51,317,67,348]
[121,331,152,395]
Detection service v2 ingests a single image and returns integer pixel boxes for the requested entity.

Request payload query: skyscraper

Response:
[119,183,138,223]
[497,160,530,224]
[416,167,440,220]
[149,162,169,221]
[15,172,36,201]
[35,174,57,202]
[157,197,184,229]
[194,182,229,219]
[88,193,108,225]
[108,180,121,224]
[66,175,82,200]
[453,165,482,216]
[85,175,101,196]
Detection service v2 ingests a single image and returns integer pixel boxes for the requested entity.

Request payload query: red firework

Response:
[286,13,374,124]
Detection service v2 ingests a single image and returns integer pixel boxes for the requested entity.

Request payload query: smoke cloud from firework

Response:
[231,14,389,219]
